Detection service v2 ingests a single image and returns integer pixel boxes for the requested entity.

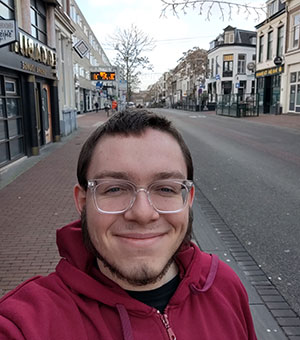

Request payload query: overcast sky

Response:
[75,0,266,90]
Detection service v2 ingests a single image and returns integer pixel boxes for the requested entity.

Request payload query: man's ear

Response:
[74,184,86,214]
[189,185,195,207]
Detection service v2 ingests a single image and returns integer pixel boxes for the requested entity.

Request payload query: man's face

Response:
[75,128,194,290]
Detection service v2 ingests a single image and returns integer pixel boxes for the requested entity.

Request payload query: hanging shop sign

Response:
[0,20,18,48]
[255,65,284,78]
[13,31,56,68]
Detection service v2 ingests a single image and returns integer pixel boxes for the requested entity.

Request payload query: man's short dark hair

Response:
[77,109,194,190]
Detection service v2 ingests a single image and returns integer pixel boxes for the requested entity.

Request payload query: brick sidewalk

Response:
[244,113,300,130]
[0,110,107,296]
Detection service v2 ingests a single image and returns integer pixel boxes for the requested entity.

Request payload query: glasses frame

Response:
[87,178,194,215]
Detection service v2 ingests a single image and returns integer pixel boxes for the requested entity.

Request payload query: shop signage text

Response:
[0,20,17,47]
[13,32,56,68]
[255,65,284,78]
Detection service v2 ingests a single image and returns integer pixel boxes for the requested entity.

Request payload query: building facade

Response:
[255,0,286,114]
[55,0,77,136]
[283,0,300,114]
[69,0,112,114]
[207,26,257,103]
[0,0,61,168]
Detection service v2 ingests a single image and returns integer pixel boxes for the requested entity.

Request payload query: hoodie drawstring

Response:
[190,254,219,294]
[116,304,134,340]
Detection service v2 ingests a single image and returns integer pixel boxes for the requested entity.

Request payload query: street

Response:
[154,108,300,317]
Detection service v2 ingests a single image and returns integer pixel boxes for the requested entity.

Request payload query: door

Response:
[41,84,52,144]
[264,76,272,113]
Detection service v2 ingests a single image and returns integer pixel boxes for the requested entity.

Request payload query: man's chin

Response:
[97,255,174,287]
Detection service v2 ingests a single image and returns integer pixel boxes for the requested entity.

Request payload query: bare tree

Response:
[107,24,155,101]
[161,0,266,22]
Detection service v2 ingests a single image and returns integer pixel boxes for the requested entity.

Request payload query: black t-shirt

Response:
[126,274,180,313]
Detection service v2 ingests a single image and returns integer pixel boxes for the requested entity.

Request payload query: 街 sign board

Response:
[0,20,17,48]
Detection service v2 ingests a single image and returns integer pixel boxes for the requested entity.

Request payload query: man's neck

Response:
[96,259,179,291]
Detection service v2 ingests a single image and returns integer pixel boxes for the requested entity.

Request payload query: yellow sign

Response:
[255,66,284,78]
[223,54,233,61]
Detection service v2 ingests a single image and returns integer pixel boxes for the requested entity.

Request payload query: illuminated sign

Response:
[91,71,116,81]
[223,54,233,61]
[255,65,284,78]
[13,31,56,67]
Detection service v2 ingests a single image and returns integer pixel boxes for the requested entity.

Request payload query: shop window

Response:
[289,85,296,111]
[291,72,297,83]
[30,0,47,44]
[0,75,24,167]
[297,85,300,106]
[0,0,14,19]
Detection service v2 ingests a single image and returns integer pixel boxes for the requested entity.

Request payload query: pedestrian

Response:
[0,110,257,340]
[104,102,110,117]
[111,99,118,112]
[94,102,99,113]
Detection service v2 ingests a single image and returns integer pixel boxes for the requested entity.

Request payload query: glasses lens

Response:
[149,181,188,213]
[94,181,134,213]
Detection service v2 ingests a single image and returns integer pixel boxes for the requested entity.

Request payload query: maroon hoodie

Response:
[0,220,257,340]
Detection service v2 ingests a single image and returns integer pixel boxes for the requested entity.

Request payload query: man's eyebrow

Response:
[152,172,186,181]
[91,171,130,180]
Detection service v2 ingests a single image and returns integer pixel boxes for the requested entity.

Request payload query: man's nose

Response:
[124,190,159,223]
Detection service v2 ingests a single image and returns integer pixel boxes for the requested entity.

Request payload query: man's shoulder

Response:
[0,272,66,311]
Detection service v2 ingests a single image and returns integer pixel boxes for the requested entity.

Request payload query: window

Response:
[267,0,277,17]
[277,26,284,56]
[30,0,46,44]
[70,5,76,21]
[211,58,214,77]
[0,0,14,19]
[237,54,246,74]
[0,75,24,167]
[259,35,264,62]
[223,54,233,77]
[267,31,273,60]
[292,14,300,48]
[289,71,300,111]
[215,56,219,76]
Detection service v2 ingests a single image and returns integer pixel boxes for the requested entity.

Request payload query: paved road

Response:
[155,108,300,318]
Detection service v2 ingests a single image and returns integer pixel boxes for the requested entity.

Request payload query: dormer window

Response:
[225,32,234,44]
[267,0,278,17]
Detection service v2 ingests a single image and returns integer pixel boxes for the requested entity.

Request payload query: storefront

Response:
[288,69,300,113]
[0,29,58,168]
[256,65,284,114]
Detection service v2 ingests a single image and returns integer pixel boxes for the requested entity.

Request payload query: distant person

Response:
[104,102,110,117]
[111,100,118,112]
[94,102,99,113]
[0,110,257,340]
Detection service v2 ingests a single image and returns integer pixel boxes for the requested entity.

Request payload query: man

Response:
[0,110,257,339]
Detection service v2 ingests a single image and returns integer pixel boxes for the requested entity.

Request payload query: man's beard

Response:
[81,207,193,287]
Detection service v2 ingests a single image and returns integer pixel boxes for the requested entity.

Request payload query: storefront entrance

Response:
[0,74,24,167]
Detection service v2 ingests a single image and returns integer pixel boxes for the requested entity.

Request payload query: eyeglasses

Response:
[87,179,194,214]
